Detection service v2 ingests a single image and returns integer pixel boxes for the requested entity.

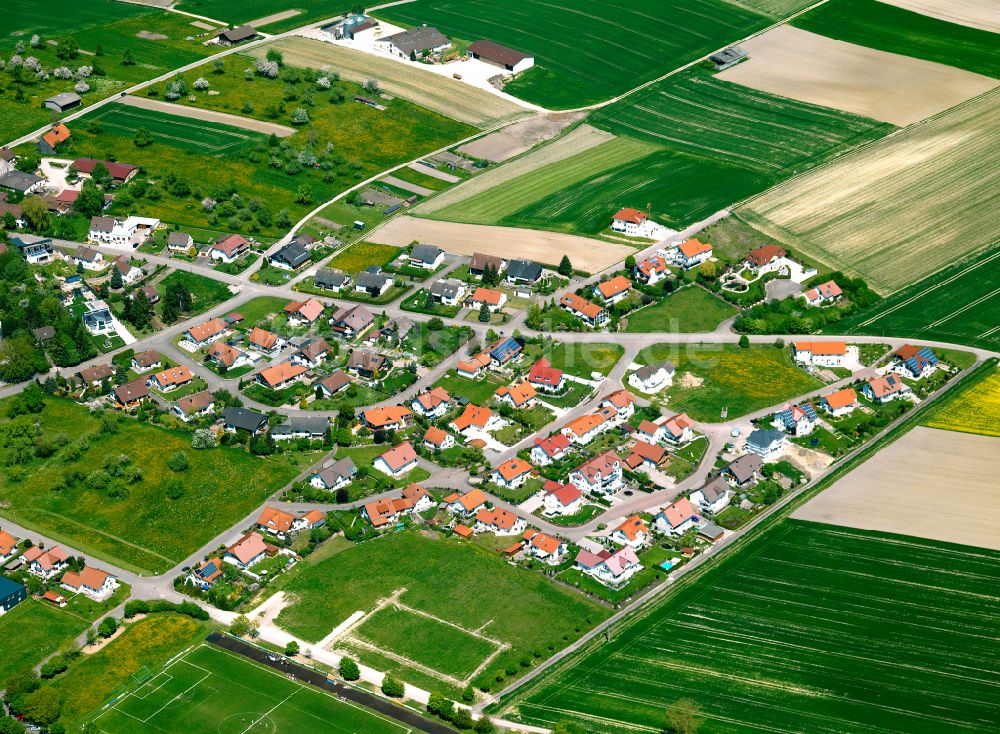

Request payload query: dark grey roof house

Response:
[218,25,257,46]
[43,92,81,112]
[272,415,330,440]
[505,259,542,284]
[222,407,268,435]
[0,170,43,194]
[271,242,310,270]
[380,26,451,57]
[314,269,351,291]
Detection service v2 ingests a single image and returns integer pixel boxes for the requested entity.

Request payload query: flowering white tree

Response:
[14,41,25,54]
[23,56,40,72]
[316,76,331,89]
[75,80,90,94]
[8,55,23,68]
[53,66,72,79]
[193,77,209,91]
[76,65,92,78]
[253,58,279,79]
[30,34,41,48]
[290,108,309,125]
[201,198,217,212]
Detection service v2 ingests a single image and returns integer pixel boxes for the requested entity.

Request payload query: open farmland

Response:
[739,90,1000,294]
[500,520,1000,734]
[839,243,1000,348]
[0,398,300,574]
[794,0,1000,79]
[377,0,779,108]
[275,531,607,693]
[249,37,528,128]
[877,0,1000,33]
[794,427,1000,550]
[922,363,1000,438]
[718,26,998,126]
[175,0,349,32]
[2,0,147,47]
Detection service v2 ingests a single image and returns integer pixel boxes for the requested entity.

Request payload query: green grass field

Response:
[500,520,1000,734]
[83,104,269,155]
[624,287,738,333]
[91,643,407,734]
[0,599,89,683]
[3,0,146,42]
[378,0,801,108]
[275,531,607,691]
[541,342,624,378]
[157,270,234,318]
[176,0,349,32]
[0,398,300,574]
[235,296,292,329]
[793,0,1000,80]
[326,242,401,274]
[633,343,821,421]
[839,244,1000,350]
[432,371,503,404]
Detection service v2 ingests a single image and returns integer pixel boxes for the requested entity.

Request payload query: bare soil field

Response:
[740,90,1000,294]
[794,426,1000,550]
[368,216,633,273]
[719,25,998,125]
[408,162,459,183]
[249,9,302,27]
[877,0,1000,33]
[457,112,586,162]
[414,124,614,216]
[252,37,528,128]
[381,175,433,196]
[119,95,297,136]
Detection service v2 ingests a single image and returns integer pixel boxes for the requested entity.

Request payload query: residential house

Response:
[173,390,215,421]
[23,546,69,580]
[574,546,641,588]
[330,304,374,338]
[488,337,523,368]
[661,413,695,445]
[491,458,533,489]
[601,390,636,422]
[0,578,26,614]
[523,529,566,564]
[211,234,250,263]
[745,244,786,272]
[167,231,193,253]
[673,238,713,269]
[744,429,786,460]
[653,497,700,536]
[77,363,114,387]
[891,344,938,379]
[611,207,648,236]
[820,387,859,417]
[373,442,419,477]
[561,410,613,445]
[456,352,491,379]
[690,476,732,514]
[113,379,149,409]
[257,507,300,539]
[495,382,537,409]
[800,280,842,306]
[74,245,105,272]
[61,566,118,601]
[474,508,527,536]
[423,426,455,451]
[771,402,817,436]
[347,349,387,378]
[11,235,52,264]
[375,26,451,58]
[467,40,534,74]
[363,485,434,528]
[355,269,392,297]
[37,123,71,155]
[793,341,848,368]
[412,386,452,418]
[0,147,13,176]
[82,302,114,336]
[310,458,357,490]
[130,350,162,373]
[505,259,543,285]
[188,559,225,589]
[185,318,228,347]
[292,338,331,369]
[559,293,608,328]
[531,434,571,467]
[541,480,583,516]
[429,278,466,306]
[633,254,669,285]
[408,244,444,270]
[611,515,651,549]
[74,158,138,185]
[0,170,44,195]
[148,366,194,392]
[137,284,159,304]
[527,357,565,393]
[863,374,911,403]
[468,253,506,279]
[0,530,18,563]
[314,268,352,293]
[467,287,507,312]
[362,406,412,434]
[569,450,623,496]
[222,407,268,435]
[317,370,351,398]
[271,415,329,441]
[88,216,159,247]
[223,532,273,570]
[248,327,283,355]
[628,360,674,393]
[449,404,504,436]
[443,488,488,516]
[594,275,632,306]
[207,342,252,371]
[624,440,667,472]
[270,242,310,271]
[724,454,763,488]
[635,419,665,444]
[284,298,324,327]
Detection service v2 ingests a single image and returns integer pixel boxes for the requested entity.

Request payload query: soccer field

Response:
[84,104,269,156]
[91,644,409,734]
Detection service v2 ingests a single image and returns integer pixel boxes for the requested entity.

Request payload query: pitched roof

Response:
[662,413,693,439]
[187,318,227,343]
[469,252,504,271]
[258,507,296,533]
[0,530,16,556]
[468,39,532,66]
[423,426,450,447]
[383,25,450,55]
[475,507,522,532]
[62,566,111,591]
[560,293,604,320]
[284,298,324,322]
[746,244,785,266]
[258,361,307,387]
[533,433,571,458]
[495,382,537,407]
[823,387,858,410]
[451,403,494,431]
[249,327,279,350]
[363,405,412,428]
[176,390,215,415]
[629,439,666,464]
[416,386,451,411]
[597,275,631,299]
[42,124,71,148]
[319,370,350,394]
[132,349,161,368]
[528,530,562,555]
[377,442,418,472]
[563,412,608,437]
[410,243,443,262]
[573,450,621,482]
[314,458,357,486]
[114,379,149,404]
[794,340,847,356]
[726,453,763,483]
[207,341,244,367]
[528,357,563,387]
[494,458,532,482]
[657,498,698,529]
[222,407,267,432]
[151,365,193,388]
[347,348,385,373]
[451,488,487,512]
[635,254,669,278]
[678,238,712,258]
[213,233,248,257]
[613,207,647,224]
[866,373,908,398]
[227,532,268,565]
[469,287,503,306]
[73,157,137,181]
[543,480,582,506]
[614,515,649,542]
[453,523,473,538]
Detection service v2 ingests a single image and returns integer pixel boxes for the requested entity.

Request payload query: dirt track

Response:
[719,25,998,126]
[877,0,1000,33]
[457,112,586,162]
[794,426,1000,550]
[249,9,302,27]
[119,95,297,137]
[368,216,634,273]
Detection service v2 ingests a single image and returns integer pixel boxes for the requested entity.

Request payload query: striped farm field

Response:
[500,520,1000,734]
[377,0,794,108]
[922,362,1000,438]
[740,89,1000,294]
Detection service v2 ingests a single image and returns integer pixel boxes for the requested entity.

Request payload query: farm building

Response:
[43,92,82,113]
[468,40,534,74]
[37,123,71,155]
[709,46,748,71]
[217,25,258,46]
[0,170,44,195]
[376,26,451,58]
[73,158,139,185]
[321,16,381,42]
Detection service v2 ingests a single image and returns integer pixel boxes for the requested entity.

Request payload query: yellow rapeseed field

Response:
[924,366,1000,437]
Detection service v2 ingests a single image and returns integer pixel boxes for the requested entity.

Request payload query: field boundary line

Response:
[925,284,1000,329]
[241,688,300,734]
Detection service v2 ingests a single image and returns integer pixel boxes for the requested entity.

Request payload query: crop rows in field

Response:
[740,89,1000,294]
[506,520,1000,734]
[922,363,1000,437]
[377,0,772,108]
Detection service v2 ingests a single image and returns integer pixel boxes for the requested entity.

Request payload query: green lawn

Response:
[275,530,608,691]
[92,642,408,734]
[0,398,301,574]
[432,371,504,404]
[156,270,234,319]
[64,582,131,623]
[501,520,1000,734]
[234,296,291,329]
[3,0,146,42]
[537,342,624,378]
[400,289,462,318]
[327,242,402,274]
[378,0,801,108]
[793,0,1000,80]
[624,287,738,333]
[633,343,822,422]
[0,599,89,683]
[354,605,501,681]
